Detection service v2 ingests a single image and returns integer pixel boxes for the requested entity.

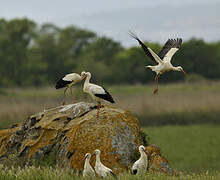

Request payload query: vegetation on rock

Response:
[0,102,145,174]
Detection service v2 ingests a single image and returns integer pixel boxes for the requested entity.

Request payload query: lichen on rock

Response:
[0,102,146,173]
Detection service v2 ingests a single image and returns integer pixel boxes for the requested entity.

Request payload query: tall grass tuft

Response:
[0,165,219,180]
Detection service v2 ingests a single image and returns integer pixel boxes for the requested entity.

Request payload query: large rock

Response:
[0,102,146,174]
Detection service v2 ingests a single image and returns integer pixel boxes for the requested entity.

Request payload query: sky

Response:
[0,0,219,46]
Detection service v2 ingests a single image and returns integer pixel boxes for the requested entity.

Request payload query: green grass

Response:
[1,81,220,127]
[0,165,219,180]
[110,81,220,94]
[0,83,220,178]
[144,125,220,173]
[3,81,220,98]
[138,109,220,126]
[0,125,218,179]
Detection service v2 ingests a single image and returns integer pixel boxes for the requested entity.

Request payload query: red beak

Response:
[182,70,187,75]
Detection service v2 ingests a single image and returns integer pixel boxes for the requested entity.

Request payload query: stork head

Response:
[139,145,145,153]
[94,149,101,156]
[81,71,87,80]
[85,153,91,160]
[86,72,91,77]
[176,66,187,75]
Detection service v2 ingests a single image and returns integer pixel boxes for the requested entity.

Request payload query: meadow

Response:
[0,165,219,180]
[0,81,219,178]
[144,125,220,173]
[1,81,220,128]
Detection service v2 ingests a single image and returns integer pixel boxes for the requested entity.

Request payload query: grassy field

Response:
[144,125,220,173]
[0,125,219,179]
[0,125,217,179]
[0,81,220,128]
[0,82,219,178]
[0,165,219,180]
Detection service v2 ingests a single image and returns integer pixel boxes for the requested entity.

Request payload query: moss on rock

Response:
[0,102,145,174]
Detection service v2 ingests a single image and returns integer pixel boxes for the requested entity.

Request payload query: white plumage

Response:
[94,149,116,178]
[82,72,115,118]
[132,145,148,175]
[83,153,95,177]
[62,73,81,82]
[55,72,86,105]
[129,32,186,94]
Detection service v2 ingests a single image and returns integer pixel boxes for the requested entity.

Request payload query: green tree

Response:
[77,36,123,83]
[57,26,96,73]
[175,38,220,80]
[0,18,36,87]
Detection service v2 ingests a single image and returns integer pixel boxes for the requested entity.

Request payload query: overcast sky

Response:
[0,0,219,46]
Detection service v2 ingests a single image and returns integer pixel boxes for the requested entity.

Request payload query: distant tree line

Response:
[0,18,220,87]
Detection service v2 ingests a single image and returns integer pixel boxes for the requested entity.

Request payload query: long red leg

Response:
[156,75,159,94]
[70,87,75,103]
[154,75,159,94]
[97,102,101,119]
[62,87,68,105]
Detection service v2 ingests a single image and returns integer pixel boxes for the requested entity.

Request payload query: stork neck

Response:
[140,151,147,159]
[172,66,179,71]
[83,74,91,91]
[84,157,91,168]
[85,74,91,85]
[95,154,101,164]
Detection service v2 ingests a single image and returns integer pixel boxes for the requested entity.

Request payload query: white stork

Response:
[55,71,86,105]
[131,145,148,175]
[94,149,117,178]
[82,72,115,118]
[83,153,95,177]
[129,32,186,94]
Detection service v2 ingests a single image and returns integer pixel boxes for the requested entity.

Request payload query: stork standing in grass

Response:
[132,145,148,175]
[94,149,117,178]
[82,72,115,118]
[129,32,186,94]
[55,71,86,105]
[83,153,95,177]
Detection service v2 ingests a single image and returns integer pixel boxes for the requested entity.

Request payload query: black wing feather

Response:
[129,31,157,64]
[94,88,115,103]
[132,169,137,175]
[55,78,72,89]
[158,38,182,60]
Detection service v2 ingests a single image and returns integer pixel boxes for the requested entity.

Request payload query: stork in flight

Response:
[82,72,115,119]
[55,72,86,105]
[129,32,186,94]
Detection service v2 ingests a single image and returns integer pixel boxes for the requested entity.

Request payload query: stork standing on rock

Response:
[82,72,115,118]
[132,145,148,175]
[129,31,186,94]
[55,71,86,105]
[83,153,95,177]
[94,149,117,178]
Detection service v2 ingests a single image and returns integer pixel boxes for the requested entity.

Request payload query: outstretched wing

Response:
[158,38,182,62]
[129,31,160,64]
